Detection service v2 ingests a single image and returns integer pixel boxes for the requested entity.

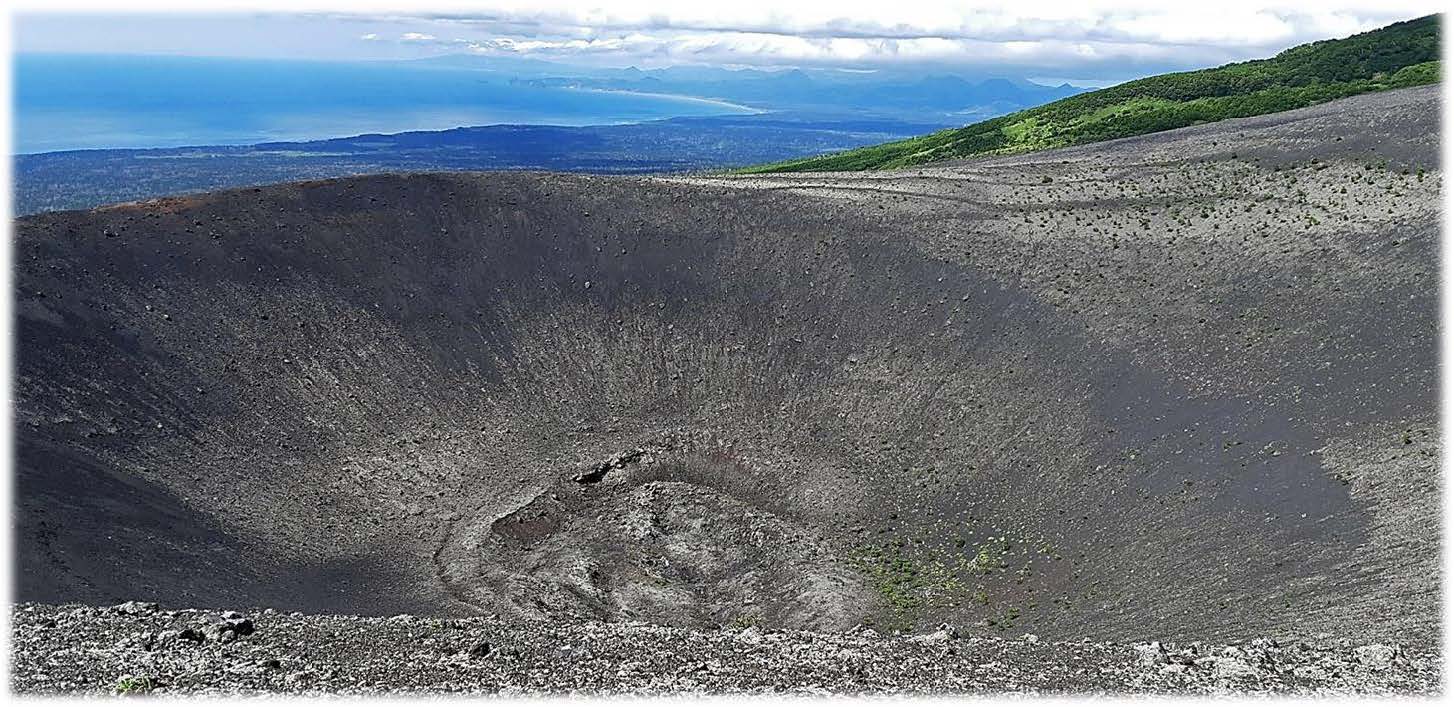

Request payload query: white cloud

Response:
[368,0,1435,43]
[243,1,1433,74]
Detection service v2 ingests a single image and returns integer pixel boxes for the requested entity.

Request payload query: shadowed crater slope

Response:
[14,87,1440,646]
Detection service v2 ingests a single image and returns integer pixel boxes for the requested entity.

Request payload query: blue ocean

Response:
[14,54,756,154]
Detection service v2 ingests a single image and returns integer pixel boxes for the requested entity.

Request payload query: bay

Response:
[15,54,757,153]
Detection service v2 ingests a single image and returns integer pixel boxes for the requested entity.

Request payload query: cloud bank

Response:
[339,0,1440,76]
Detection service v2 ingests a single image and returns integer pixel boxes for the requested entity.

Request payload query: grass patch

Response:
[852,540,970,620]
[114,676,156,695]
[849,532,1065,631]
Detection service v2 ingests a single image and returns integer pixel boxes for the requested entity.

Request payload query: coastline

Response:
[565,86,763,114]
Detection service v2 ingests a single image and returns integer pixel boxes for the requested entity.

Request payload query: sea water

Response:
[15,54,756,153]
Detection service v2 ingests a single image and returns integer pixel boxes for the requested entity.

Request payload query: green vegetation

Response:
[738,15,1439,173]
[986,605,1023,630]
[114,676,156,695]
[967,537,1011,574]
[851,541,970,623]
[850,532,1061,630]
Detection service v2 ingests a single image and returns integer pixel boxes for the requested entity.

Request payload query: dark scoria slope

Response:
[13,86,1440,648]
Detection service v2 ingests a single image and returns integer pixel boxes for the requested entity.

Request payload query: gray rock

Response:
[912,624,959,644]
[1352,644,1402,670]
[1133,641,1168,666]
[466,640,493,659]
[1209,656,1259,679]
[738,626,765,643]
[112,601,158,616]
[206,615,255,644]
[156,628,206,647]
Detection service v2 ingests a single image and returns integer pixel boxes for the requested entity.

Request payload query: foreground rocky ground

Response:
[9,602,1440,696]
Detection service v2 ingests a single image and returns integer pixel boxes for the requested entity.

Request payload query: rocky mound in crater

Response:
[12,86,1441,671]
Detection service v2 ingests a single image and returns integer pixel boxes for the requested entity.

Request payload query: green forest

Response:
[739,15,1440,173]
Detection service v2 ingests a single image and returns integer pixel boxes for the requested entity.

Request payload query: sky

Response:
[11,1,1446,83]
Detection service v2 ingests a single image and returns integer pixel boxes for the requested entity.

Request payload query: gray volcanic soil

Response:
[11,85,1442,694]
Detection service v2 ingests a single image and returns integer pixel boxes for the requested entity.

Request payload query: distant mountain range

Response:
[741,14,1441,172]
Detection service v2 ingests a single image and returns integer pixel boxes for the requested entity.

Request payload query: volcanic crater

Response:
[13,86,1441,649]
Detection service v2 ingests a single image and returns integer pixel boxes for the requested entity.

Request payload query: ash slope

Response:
[13,86,1440,653]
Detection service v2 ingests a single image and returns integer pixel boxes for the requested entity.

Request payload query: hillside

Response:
[738,15,1440,173]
